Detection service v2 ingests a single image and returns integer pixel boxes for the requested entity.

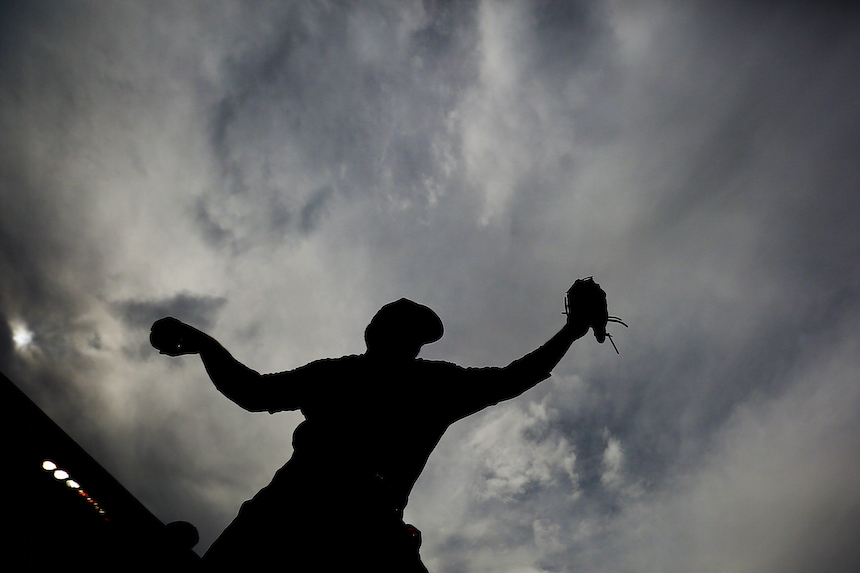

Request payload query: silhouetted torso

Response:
[203,353,518,571]
[282,355,506,504]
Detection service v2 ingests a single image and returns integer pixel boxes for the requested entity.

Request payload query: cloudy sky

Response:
[3,0,860,570]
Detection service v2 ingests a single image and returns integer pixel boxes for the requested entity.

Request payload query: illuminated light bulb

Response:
[42,460,57,471]
[53,469,70,480]
[66,480,80,489]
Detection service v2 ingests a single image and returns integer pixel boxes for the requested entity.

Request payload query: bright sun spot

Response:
[11,322,34,349]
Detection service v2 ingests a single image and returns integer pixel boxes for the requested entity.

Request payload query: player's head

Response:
[364,298,443,359]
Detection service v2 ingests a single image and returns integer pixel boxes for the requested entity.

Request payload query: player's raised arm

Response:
[150,317,275,412]
[451,278,612,419]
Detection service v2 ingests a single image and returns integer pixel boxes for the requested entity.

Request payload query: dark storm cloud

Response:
[111,292,227,331]
[612,0,860,448]
[630,2,860,236]
[299,184,334,234]
[193,196,236,249]
[523,0,604,84]
[195,1,480,249]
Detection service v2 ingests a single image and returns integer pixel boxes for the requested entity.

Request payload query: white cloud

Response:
[532,517,564,552]
[602,337,860,573]
[600,432,624,490]
[467,398,578,502]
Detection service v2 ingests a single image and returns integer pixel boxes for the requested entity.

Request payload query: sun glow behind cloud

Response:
[11,321,34,350]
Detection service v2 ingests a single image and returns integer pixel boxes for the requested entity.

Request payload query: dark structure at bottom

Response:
[2,370,201,571]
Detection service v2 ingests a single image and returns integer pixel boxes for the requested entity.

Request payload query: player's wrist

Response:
[563,316,589,339]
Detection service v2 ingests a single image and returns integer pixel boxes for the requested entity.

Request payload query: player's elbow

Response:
[223,388,273,412]
[211,374,271,412]
[234,398,269,412]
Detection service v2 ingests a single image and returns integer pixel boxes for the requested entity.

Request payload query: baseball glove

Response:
[565,277,627,353]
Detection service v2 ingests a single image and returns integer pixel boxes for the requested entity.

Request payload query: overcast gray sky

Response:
[3,1,860,571]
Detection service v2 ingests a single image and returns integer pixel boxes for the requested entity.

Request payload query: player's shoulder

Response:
[291,353,362,372]
[320,354,364,368]
[413,357,468,375]
[414,357,455,366]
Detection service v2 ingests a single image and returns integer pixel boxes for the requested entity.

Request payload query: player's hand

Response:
[150,317,206,356]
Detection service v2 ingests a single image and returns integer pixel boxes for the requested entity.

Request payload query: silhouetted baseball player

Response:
[150,278,614,571]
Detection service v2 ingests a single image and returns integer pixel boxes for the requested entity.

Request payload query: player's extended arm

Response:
[482,320,586,406]
[504,321,587,386]
[465,278,609,408]
[150,317,272,412]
